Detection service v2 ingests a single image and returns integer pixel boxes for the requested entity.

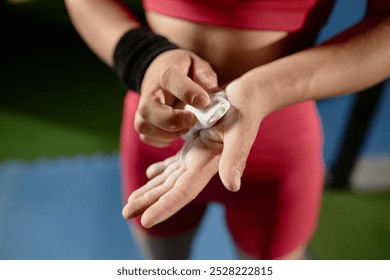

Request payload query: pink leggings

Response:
[120,91,324,259]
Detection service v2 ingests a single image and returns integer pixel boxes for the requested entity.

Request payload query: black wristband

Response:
[113,27,179,92]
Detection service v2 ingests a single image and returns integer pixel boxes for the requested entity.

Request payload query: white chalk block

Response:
[184,91,230,132]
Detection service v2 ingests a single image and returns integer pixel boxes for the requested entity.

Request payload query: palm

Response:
[122,126,222,228]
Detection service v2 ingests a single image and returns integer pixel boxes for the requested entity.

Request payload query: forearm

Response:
[244,14,390,114]
[65,0,140,66]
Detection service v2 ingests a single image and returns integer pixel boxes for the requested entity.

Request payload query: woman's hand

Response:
[123,77,271,228]
[122,128,222,228]
[135,49,219,147]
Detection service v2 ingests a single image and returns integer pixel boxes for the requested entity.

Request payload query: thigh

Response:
[225,102,324,259]
[225,178,322,260]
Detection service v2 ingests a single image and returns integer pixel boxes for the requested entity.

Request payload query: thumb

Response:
[218,107,259,192]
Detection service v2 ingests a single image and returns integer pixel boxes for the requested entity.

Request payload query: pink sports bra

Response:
[143,0,335,33]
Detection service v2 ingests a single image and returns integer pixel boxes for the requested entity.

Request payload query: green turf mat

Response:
[1,5,125,161]
[0,109,119,160]
[310,189,390,259]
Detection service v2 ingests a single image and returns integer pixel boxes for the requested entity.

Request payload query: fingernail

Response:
[184,113,196,126]
[193,94,209,108]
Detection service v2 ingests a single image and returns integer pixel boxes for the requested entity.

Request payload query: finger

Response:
[135,113,188,142]
[218,108,259,192]
[141,166,216,228]
[190,55,218,92]
[137,97,196,132]
[146,155,178,179]
[123,162,180,219]
[159,66,210,108]
[128,161,181,201]
[139,135,173,148]
[123,166,186,220]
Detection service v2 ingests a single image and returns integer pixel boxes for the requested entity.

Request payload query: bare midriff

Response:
[146,11,310,85]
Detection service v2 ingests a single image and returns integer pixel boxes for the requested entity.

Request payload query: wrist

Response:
[113,27,179,92]
[236,60,311,115]
[226,70,279,120]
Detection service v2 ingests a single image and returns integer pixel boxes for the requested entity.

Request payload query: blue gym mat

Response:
[0,154,236,260]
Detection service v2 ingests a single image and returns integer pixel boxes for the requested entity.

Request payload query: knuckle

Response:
[159,66,175,87]
[160,66,191,101]
[175,186,195,203]
[173,85,187,100]
[142,192,154,207]
[140,134,171,148]
[128,190,139,201]
[169,111,184,128]
[134,117,148,134]
[139,134,154,144]
[138,103,150,119]
[158,196,171,212]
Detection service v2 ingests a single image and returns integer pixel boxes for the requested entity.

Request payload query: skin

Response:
[65,0,390,259]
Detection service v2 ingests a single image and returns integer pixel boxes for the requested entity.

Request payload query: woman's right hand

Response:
[135,49,219,147]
